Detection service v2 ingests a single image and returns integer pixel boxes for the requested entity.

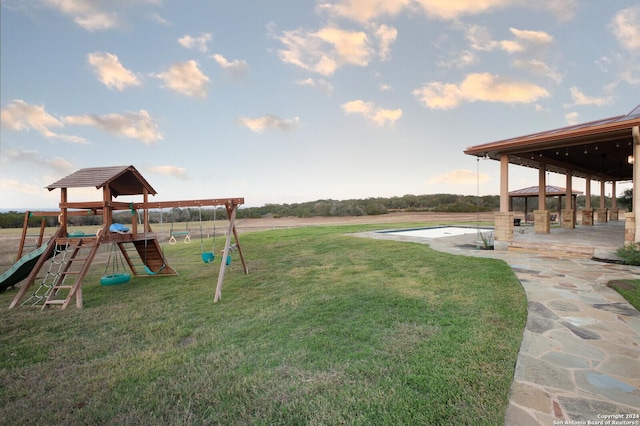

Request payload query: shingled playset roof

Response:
[46,165,157,197]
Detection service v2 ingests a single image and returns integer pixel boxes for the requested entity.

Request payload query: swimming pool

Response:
[380,226,492,239]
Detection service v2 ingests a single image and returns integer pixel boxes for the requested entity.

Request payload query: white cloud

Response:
[63,110,163,145]
[3,149,74,174]
[513,59,562,83]
[147,165,188,179]
[43,0,118,31]
[179,33,213,53]
[341,100,402,127]
[274,25,373,75]
[425,169,491,186]
[610,6,640,51]
[412,73,550,110]
[373,24,397,61]
[212,54,248,78]
[414,0,514,20]
[565,87,612,107]
[149,12,171,26]
[565,112,579,125]
[0,99,86,143]
[0,178,45,197]
[295,78,334,95]
[317,0,409,23]
[154,60,209,98]
[238,115,301,133]
[509,28,553,45]
[87,52,141,91]
[467,25,552,54]
[319,0,574,22]
[539,0,576,22]
[43,0,164,31]
[437,50,478,69]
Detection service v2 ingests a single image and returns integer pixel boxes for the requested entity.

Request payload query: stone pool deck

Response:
[357,223,640,425]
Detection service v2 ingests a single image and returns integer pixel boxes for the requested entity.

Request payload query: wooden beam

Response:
[133,198,244,210]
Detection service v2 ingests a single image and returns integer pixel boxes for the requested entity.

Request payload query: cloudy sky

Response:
[1,0,639,209]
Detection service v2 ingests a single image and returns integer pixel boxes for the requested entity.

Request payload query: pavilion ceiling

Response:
[465,106,640,182]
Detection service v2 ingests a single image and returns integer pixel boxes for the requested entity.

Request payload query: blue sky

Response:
[1,0,639,209]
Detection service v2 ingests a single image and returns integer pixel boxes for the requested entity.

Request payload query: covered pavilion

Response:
[509,185,582,223]
[464,105,640,249]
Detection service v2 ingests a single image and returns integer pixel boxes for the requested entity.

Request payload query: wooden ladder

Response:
[42,236,100,309]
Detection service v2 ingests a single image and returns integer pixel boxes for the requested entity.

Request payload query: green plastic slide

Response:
[0,245,51,292]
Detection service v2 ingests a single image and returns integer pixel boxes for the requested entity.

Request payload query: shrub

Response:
[616,243,640,265]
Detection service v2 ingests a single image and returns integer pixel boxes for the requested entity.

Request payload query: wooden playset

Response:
[6,165,247,309]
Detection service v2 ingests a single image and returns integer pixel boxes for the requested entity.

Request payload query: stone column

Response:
[494,212,514,251]
[625,212,635,243]
[597,180,608,223]
[534,210,550,233]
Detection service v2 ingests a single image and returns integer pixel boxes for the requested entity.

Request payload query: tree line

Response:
[1,191,628,229]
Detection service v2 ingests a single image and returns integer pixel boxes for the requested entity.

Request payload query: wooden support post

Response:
[500,154,509,213]
[538,164,546,211]
[563,171,575,228]
[60,188,68,236]
[214,204,237,302]
[17,212,31,261]
[634,126,640,241]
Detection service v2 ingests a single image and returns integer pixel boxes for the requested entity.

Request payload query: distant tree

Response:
[618,188,633,212]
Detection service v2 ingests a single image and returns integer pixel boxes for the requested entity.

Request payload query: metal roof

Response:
[465,105,640,181]
[509,185,583,197]
[46,165,157,197]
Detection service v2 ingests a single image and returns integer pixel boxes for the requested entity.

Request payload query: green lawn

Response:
[608,279,640,311]
[0,224,526,425]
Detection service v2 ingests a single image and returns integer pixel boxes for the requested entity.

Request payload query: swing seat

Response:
[201,252,215,264]
[144,265,166,275]
[100,273,131,286]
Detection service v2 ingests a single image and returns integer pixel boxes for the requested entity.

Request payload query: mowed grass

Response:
[0,224,526,425]
[608,280,640,311]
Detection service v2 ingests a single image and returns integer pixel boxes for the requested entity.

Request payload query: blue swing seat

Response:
[201,252,215,263]
[144,265,166,275]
